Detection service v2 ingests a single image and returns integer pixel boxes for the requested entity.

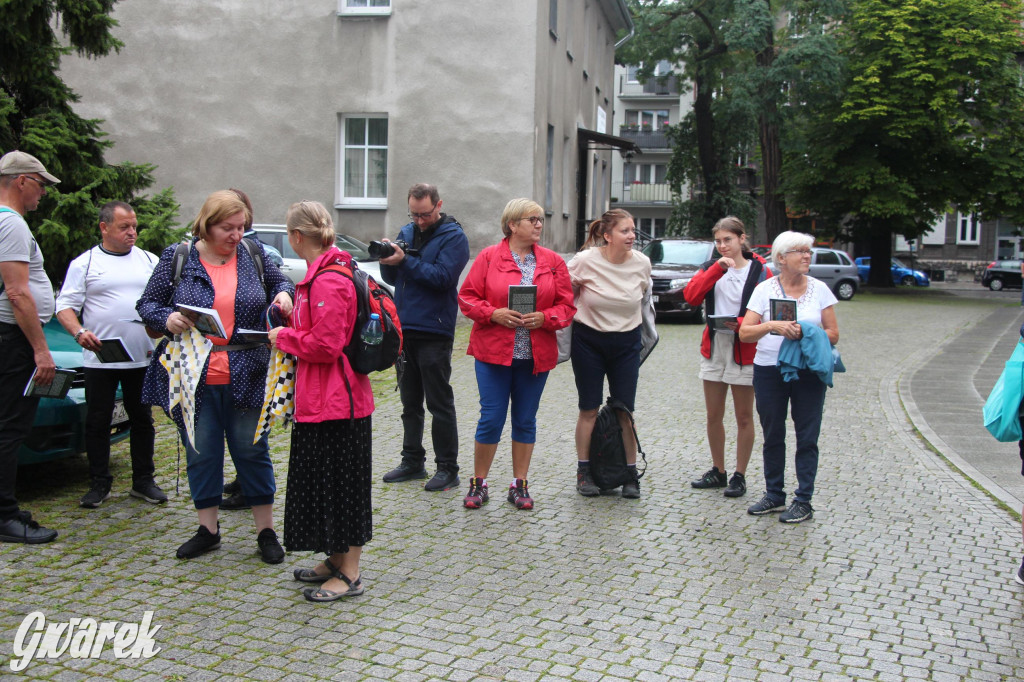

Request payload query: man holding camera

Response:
[379,183,470,491]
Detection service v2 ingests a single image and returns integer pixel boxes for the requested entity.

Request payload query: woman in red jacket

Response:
[457,198,575,510]
[682,216,770,498]
[269,201,374,602]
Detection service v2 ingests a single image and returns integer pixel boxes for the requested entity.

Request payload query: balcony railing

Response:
[617,129,670,149]
[618,75,681,97]
[615,182,673,204]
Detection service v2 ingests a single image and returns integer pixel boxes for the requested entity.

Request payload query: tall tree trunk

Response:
[867,224,895,288]
[693,68,730,231]
[755,7,786,243]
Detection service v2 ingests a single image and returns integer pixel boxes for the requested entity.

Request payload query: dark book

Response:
[707,315,735,332]
[24,368,76,399]
[235,328,270,344]
[95,337,134,363]
[176,304,227,338]
[769,298,797,335]
[508,285,537,315]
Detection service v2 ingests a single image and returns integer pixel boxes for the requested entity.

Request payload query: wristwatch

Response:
[74,328,88,342]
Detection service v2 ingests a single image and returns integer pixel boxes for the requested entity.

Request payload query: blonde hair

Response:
[286,200,335,248]
[500,198,543,238]
[191,190,250,239]
[582,209,633,249]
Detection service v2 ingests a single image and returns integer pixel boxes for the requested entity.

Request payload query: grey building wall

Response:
[58,0,630,254]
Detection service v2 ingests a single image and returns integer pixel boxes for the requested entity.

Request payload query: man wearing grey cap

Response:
[0,150,60,544]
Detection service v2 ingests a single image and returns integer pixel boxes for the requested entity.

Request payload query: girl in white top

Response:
[567,209,652,499]
[739,231,840,524]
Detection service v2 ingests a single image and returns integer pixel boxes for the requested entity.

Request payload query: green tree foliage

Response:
[0,0,182,284]
[783,0,1024,286]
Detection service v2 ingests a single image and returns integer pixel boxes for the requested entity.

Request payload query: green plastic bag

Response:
[983,339,1024,442]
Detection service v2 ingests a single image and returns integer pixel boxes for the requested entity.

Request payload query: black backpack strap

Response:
[239,236,264,284]
[607,397,648,480]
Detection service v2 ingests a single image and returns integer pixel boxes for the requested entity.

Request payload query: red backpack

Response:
[310,261,403,375]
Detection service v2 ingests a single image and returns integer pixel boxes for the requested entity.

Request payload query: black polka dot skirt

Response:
[284,416,372,554]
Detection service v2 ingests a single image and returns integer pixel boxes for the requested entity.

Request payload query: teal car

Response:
[18,320,132,465]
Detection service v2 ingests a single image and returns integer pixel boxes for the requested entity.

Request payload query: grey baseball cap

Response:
[0,150,61,185]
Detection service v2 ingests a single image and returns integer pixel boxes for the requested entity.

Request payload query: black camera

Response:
[368,239,415,259]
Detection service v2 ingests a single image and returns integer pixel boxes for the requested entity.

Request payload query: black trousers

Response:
[0,327,41,520]
[398,333,459,471]
[84,366,155,485]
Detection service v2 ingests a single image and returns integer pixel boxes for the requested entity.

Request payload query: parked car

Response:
[808,247,860,301]
[981,259,1023,291]
[641,238,717,321]
[250,224,392,293]
[19,320,131,465]
[854,257,931,286]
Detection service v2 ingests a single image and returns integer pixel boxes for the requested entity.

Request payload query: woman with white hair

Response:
[737,231,839,523]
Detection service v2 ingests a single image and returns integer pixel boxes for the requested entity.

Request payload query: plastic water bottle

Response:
[361,313,384,346]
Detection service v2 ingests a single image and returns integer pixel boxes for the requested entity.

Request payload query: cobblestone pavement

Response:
[2,290,1023,680]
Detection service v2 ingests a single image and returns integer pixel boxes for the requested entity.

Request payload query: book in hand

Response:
[24,368,76,399]
[176,304,227,338]
[707,315,736,332]
[95,337,134,363]
[235,328,270,344]
[508,285,537,315]
[769,298,797,335]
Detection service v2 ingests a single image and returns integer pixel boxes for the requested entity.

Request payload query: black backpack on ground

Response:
[589,397,648,490]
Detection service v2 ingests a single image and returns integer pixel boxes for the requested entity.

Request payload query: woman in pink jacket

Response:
[457,198,575,510]
[269,201,374,602]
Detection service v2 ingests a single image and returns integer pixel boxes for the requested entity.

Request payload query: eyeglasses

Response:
[784,249,812,257]
[19,175,47,190]
[522,216,544,226]
[408,203,438,220]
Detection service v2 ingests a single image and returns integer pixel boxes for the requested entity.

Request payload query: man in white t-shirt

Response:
[55,201,165,509]
[0,150,60,544]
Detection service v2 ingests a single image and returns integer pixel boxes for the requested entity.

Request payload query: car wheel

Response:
[835,280,856,301]
[900,275,915,286]
[989,278,1005,291]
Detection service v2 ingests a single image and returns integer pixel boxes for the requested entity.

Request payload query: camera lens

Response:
[368,240,395,260]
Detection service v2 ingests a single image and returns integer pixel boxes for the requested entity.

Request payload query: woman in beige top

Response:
[567,209,653,499]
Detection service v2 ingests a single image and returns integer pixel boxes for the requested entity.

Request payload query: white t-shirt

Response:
[55,245,158,369]
[0,209,54,325]
[712,262,751,334]
[747,275,837,367]
[567,247,651,332]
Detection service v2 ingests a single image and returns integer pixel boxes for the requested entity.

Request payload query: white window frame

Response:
[338,0,391,17]
[337,114,389,209]
[957,211,980,245]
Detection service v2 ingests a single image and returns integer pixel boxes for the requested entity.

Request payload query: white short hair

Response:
[771,231,814,268]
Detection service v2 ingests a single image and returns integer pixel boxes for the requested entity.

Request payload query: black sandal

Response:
[293,560,332,583]
[303,566,364,602]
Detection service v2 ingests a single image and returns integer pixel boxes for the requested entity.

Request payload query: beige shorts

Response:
[698,332,753,386]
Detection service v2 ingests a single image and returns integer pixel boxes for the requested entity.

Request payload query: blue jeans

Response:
[179,384,276,509]
[474,359,549,444]
[753,364,827,505]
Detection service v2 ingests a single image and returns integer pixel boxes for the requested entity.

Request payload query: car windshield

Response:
[892,258,907,268]
[336,234,372,261]
[643,241,710,266]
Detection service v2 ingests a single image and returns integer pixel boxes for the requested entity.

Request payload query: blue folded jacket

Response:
[778,322,834,387]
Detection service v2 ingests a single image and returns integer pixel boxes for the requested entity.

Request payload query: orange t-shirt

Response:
[201,255,237,385]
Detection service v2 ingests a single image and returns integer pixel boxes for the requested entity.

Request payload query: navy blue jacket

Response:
[136,240,294,428]
[379,215,470,338]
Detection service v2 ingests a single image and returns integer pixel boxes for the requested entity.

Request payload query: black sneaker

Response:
[257,528,284,564]
[576,467,599,497]
[382,461,428,483]
[0,512,58,544]
[130,479,168,504]
[691,467,728,489]
[779,500,814,524]
[747,494,786,516]
[176,524,221,559]
[507,479,534,510]
[220,491,251,510]
[424,468,460,491]
[621,471,641,499]
[723,472,746,498]
[80,479,112,508]
[223,479,241,495]
[1016,557,1024,586]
